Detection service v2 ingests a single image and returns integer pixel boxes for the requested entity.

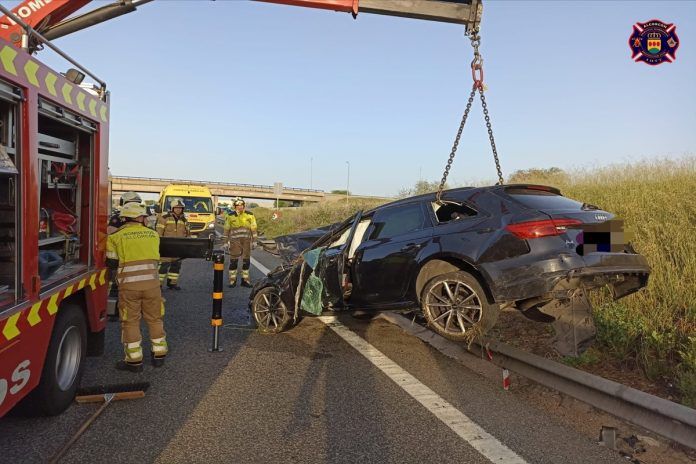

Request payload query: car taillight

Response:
[506,219,582,239]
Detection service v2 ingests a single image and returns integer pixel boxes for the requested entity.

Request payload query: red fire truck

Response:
[0,11,114,418]
[0,0,480,418]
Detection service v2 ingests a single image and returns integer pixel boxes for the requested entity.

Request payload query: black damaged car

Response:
[250,185,650,355]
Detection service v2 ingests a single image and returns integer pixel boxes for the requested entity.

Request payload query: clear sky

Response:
[21,0,696,196]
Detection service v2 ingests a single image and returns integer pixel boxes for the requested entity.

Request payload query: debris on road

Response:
[49,382,149,464]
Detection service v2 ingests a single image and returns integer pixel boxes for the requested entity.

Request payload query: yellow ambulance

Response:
[157,184,216,238]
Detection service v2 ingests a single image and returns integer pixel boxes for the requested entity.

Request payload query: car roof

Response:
[352,184,562,218]
[380,184,561,208]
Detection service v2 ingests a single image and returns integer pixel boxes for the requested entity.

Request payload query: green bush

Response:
[677,337,696,407]
[562,347,601,368]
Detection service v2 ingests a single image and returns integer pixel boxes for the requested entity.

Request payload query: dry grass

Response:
[254,198,387,239]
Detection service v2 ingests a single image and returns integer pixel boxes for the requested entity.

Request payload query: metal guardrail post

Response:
[209,252,224,352]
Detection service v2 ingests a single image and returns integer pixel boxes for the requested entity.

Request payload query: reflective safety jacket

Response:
[106,222,161,290]
[156,212,189,238]
[224,211,257,240]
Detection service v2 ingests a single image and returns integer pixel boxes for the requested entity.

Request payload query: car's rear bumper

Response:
[480,252,651,303]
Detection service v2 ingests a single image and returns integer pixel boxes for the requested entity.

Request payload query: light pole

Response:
[346,161,350,204]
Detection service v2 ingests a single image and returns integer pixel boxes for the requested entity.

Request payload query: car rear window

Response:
[505,188,584,210]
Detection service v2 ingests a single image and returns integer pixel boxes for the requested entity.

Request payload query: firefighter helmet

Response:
[120,202,147,219]
[120,191,142,206]
[170,199,185,210]
[233,197,245,207]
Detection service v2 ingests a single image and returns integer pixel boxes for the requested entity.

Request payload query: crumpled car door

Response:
[292,211,363,315]
[314,211,363,309]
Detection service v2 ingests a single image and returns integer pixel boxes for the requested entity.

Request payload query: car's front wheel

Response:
[251,287,291,334]
[421,271,499,341]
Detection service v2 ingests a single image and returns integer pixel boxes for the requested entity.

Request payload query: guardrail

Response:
[378,312,696,451]
[110,176,325,194]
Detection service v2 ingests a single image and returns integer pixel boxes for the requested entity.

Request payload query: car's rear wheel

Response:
[421,271,499,341]
[252,287,291,334]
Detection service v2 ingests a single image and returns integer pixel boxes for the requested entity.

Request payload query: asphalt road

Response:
[0,250,627,464]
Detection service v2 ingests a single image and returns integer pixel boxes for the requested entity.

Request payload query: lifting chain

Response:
[436,26,504,204]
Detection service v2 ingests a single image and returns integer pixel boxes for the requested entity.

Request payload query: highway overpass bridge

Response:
[110,176,391,205]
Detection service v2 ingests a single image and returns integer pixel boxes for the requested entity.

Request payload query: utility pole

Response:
[346,161,350,204]
[310,157,313,190]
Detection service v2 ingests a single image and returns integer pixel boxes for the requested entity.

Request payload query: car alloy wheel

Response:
[252,287,290,334]
[421,271,499,341]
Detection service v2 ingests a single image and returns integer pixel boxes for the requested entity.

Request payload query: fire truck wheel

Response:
[35,303,87,416]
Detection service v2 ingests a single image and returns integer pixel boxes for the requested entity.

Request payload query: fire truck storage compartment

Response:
[37,98,95,289]
[0,81,20,308]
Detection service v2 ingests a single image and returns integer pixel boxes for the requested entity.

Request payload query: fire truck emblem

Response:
[629,19,679,65]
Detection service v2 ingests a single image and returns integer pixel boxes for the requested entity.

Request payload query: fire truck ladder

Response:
[0,3,124,98]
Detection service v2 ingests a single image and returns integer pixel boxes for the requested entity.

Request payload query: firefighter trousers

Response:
[120,286,166,349]
[159,258,183,285]
[228,237,251,282]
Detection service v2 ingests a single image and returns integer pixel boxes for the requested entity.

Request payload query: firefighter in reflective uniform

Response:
[156,199,189,290]
[106,191,143,320]
[106,203,167,372]
[224,198,257,287]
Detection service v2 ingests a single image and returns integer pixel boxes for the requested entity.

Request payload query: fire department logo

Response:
[629,19,679,65]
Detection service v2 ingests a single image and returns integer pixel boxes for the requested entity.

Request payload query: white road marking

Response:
[318,316,528,464]
[250,257,271,275]
[251,258,527,463]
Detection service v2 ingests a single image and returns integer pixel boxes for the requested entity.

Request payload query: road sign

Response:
[273,182,283,196]
[271,211,281,221]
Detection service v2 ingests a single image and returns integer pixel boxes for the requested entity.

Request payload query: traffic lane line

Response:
[343,316,626,464]
[319,316,527,464]
[250,255,273,275]
[153,316,493,463]
[251,258,527,464]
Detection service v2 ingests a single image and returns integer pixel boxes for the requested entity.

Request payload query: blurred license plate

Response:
[576,219,632,254]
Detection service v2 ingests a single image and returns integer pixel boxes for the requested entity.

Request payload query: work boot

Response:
[150,352,166,368]
[167,284,182,291]
[115,360,143,373]
[241,279,252,288]
[229,279,237,288]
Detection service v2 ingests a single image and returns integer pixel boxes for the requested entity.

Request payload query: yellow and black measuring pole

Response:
[210,251,225,352]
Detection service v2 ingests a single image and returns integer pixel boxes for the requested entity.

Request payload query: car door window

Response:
[369,203,428,240]
[431,201,477,224]
[348,218,371,259]
[328,225,352,249]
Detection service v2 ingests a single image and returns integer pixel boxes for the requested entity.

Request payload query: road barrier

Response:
[210,252,224,352]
